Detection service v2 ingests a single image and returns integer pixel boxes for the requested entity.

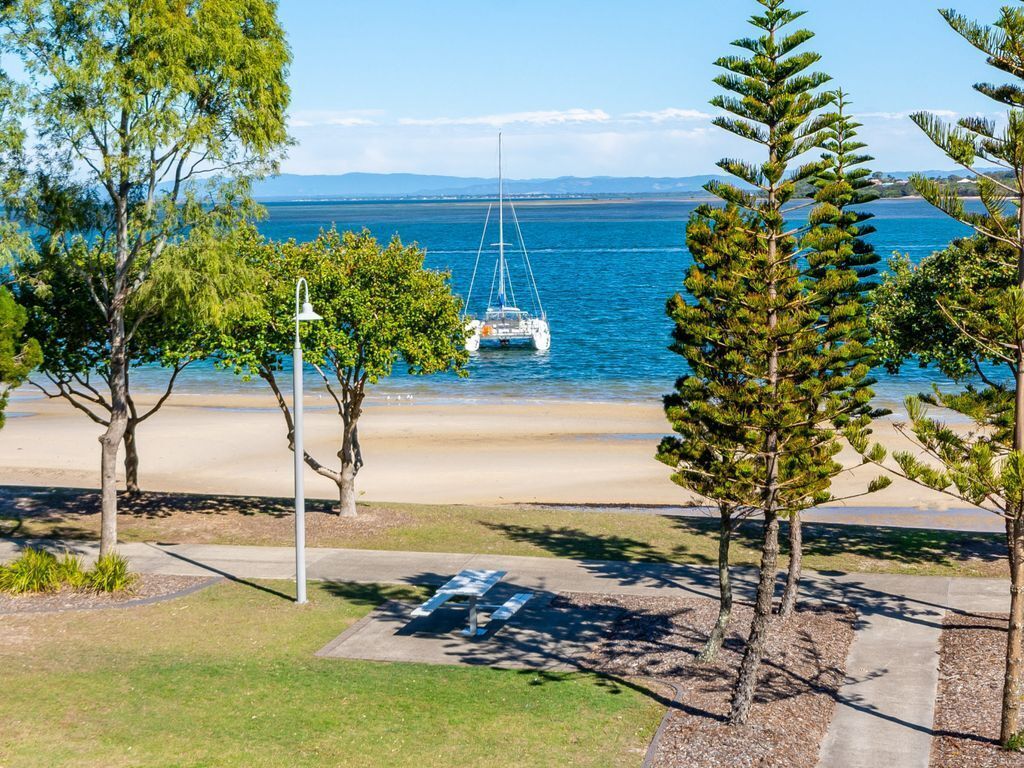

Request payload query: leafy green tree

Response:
[851,4,1024,747]
[19,225,254,493]
[0,59,37,425]
[660,1,884,725]
[865,233,1024,747]
[1,0,290,555]
[220,228,469,517]
[0,286,40,428]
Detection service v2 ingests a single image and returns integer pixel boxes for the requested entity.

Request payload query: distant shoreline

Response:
[254,193,936,206]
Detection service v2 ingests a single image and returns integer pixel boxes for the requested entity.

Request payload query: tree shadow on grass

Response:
[0,484,331,520]
[482,520,715,565]
[671,516,1005,571]
[319,580,424,607]
[484,514,1004,574]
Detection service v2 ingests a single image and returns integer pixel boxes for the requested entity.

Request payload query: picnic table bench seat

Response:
[411,590,454,618]
[491,592,533,621]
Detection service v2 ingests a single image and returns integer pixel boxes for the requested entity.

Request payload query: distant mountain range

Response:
[248,170,985,201]
[250,172,733,199]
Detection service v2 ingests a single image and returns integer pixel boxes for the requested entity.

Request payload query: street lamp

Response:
[293,277,322,604]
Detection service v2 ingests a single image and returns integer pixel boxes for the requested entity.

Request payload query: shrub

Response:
[0,548,59,593]
[87,552,137,593]
[53,551,88,589]
[1007,731,1024,752]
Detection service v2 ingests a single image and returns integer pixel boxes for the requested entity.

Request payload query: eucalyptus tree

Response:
[1,0,290,555]
[220,228,469,517]
[0,64,37,426]
[0,287,40,428]
[20,225,254,493]
[850,4,1024,747]
[665,0,884,725]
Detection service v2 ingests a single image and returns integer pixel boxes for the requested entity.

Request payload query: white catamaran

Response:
[464,134,550,352]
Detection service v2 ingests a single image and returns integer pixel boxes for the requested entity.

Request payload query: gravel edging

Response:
[0,574,220,614]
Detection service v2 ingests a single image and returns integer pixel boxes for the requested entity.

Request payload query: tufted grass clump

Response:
[0,548,137,594]
[0,548,59,594]
[86,552,137,593]
[53,551,88,589]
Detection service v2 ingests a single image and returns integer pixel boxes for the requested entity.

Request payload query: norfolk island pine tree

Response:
[850,2,1024,747]
[660,0,886,723]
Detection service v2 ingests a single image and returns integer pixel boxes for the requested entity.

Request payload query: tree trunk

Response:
[730,511,780,725]
[98,423,122,555]
[1008,235,1024,747]
[124,418,140,496]
[336,462,357,518]
[334,388,364,518]
[1002,514,1024,746]
[699,508,734,663]
[99,321,127,556]
[779,512,802,619]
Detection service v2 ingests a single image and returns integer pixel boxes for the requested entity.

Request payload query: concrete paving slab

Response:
[316,591,619,671]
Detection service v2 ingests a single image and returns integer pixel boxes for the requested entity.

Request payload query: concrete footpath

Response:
[0,539,1010,768]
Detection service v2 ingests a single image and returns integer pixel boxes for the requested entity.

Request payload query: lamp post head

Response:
[296,301,322,322]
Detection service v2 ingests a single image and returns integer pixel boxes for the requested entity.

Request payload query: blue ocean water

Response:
[146,197,976,405]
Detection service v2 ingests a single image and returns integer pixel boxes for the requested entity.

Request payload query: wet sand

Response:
[0,390,1001,532]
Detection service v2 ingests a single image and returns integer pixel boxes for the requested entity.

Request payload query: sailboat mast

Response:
[498,132,505,307]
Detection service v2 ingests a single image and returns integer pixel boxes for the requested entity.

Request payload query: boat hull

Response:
[466,318,550,351]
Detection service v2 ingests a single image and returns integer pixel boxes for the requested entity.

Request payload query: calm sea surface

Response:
[135,197,977,405]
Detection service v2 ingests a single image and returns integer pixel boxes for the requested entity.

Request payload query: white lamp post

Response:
[293,277,322,604]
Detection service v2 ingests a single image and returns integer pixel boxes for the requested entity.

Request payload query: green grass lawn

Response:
[0,580,661,768]
[0,486,1009,578]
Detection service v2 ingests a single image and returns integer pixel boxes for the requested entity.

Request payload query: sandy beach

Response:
[0,389,995,528]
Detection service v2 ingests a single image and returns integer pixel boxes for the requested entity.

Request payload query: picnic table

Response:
[411,569,532,637]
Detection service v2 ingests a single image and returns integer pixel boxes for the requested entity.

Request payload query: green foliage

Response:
[0,547,136,594]
[86,552,137,593]
[0,0,292,542]
[0,547,58,593]
[218,227,469,509]
[661,79,884,518]
[859,3,1024,540]
[221,227,469,386]
[0,548,135,593]
[17,222,260,422]
[0,285,40,429]
[53,550,87,589]
[872,236,1017,382]
[1006,730,1024,752]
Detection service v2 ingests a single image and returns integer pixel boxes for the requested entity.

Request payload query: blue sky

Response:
[278,0,1008,177]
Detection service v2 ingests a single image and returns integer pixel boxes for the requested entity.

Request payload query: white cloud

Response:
[287,109,382,128]
[859,109,960,120]
[398,108,611,127]
[623,108,713,122]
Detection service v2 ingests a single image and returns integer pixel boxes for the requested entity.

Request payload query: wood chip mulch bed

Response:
[932,612,1024,767]
[0,574,213,613]
[560,594,856,768]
